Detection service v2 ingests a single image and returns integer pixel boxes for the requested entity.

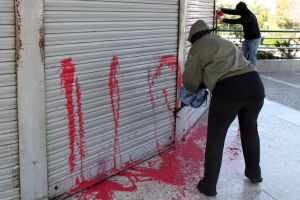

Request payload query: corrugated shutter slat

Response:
[0,0,20,199]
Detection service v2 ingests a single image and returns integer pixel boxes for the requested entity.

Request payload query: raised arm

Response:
[221,8,240,15]
[223,16,251,24]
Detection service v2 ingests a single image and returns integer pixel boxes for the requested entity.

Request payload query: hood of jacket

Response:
[188,20,209,42]
[235,2,250,14]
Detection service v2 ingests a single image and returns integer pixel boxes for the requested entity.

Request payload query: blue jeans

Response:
[242,38,261,66]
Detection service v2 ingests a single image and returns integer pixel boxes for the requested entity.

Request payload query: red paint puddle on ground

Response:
[109,56,122,170]
[68,159,141,197]
[61,58,77,173]
[73,123,207,200]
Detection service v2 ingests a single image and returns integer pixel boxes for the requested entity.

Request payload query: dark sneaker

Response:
[197,180,217,197]
[245,170,263,183]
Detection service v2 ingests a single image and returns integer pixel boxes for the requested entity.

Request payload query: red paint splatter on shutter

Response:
[147,68,156,110]
[60,58,86,179]
[63,55,183,195]
[109,56,122,170]
[176,62,183,109]
[76,77,86,180]
[163,88,176,143]
[60,58,77,173]
[150,55,178,86]
[147,55,182,146]
[147,68,160,150]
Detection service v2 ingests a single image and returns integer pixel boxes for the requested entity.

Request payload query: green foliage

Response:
[276,0,299,30]
[257,50,278,60]
[275,39,300,59]
[252,4,270,29]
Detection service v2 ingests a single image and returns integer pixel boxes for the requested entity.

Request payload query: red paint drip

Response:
[147,68,156,110]
[150,55,178,86]
[109,56,122,170]
[147,68,160,151]
[76,78,86,180]
[176,62,183,109]
[61,58,77,173]
[67,55,183,196]
[163,89,173,113]
[147,55,182,147]
[163,88,176,143]
[73,123,207,200]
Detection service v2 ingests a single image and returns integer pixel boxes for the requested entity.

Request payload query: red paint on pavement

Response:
[76,77,86,180]
[109,56,122,170]
[69,160,141,198]
[73,123,207,200]
[61,58,77,173]
[74,178,137,200]
[226,129,242,160]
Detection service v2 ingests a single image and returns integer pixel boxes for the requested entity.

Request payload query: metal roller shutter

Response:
[44,0,180,198]
[0,0,20,199]
[180,0,214,135]
[185,0,215,57]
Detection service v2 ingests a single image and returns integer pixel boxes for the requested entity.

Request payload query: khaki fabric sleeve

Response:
[182,54,203,92]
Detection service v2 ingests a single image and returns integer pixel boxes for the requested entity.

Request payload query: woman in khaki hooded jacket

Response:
[183,20,265,196]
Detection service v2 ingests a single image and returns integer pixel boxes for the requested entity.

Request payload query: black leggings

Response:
[203,97,264,188]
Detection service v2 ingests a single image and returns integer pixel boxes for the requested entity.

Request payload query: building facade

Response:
[0,0,215,199]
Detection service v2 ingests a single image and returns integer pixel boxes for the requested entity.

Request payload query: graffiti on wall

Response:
[147,55,182,147]
[59,55,182,195]
[109,56,122,171]
[60,58,86,183]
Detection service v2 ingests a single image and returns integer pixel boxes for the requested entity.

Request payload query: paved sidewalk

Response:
[70,99,300,200]
[260,72,300,111]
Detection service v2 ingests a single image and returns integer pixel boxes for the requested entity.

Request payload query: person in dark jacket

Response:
[218,2,261,66]
[183,20,265,197]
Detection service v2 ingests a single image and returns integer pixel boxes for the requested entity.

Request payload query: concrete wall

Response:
[257,59,300,73]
